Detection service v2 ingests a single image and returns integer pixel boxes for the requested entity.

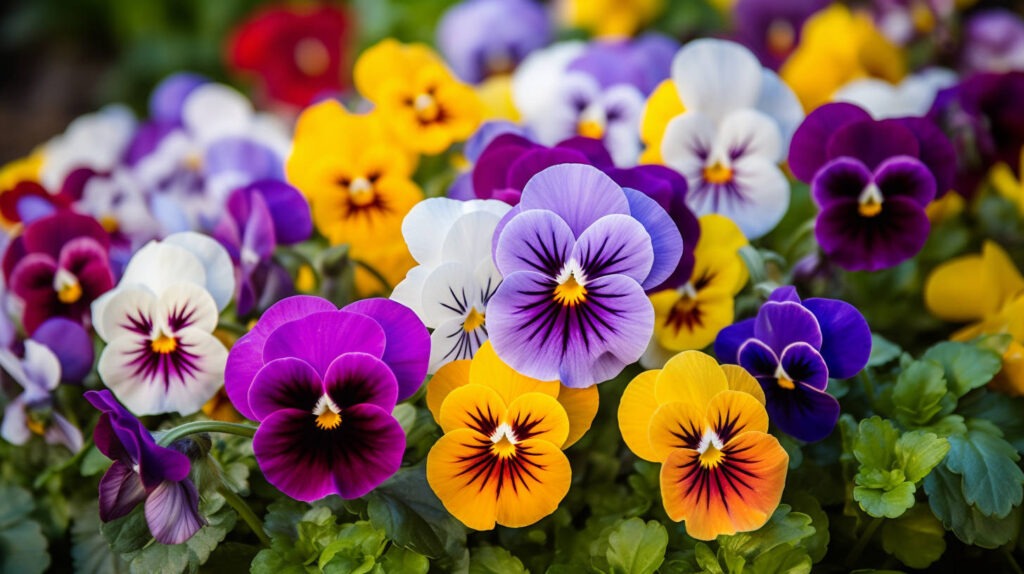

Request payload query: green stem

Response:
[1004,549,1024,574]
[845,516,883,568]
[351,258,392,292]
[218,484,271,547]
[34,437,93,489]
[156,421,255,447]
[217,320,249,337]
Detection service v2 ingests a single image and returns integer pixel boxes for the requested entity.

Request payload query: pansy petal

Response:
[249,295,338,341]
[661,112,716,180]
[655,350,729,410]
[441,210,505,267]
[714,109,783,163]
[469,341,559,405]
[737,339,780,380]
[223,337,262,420]
[162,232,235,311]
[556,385,598,449]
[518,164,630,237]
[247,358,322,421]
[753,301,823,352]
[826,119,919,171]
[924,254,994,321]
[705,389,770,442]
[157,281,220,334]
[788,102,872,182]
[778,342,829,391]
[815,197,930,271]
[571,214,654,284]
[618,370,662,462]
[0,400,30,446]
[721,364,766,405]
[421,262,482,326]
[506,392,570,447]
[343,298,430,401]
[263,311,386,376]
[690,157,790,240]
[895,117,956,196]
[426,428,500,531]
[324,352,399,412]
[802,298,871,379]
[652,287,735,352]
[875,156,936,207]
[649,400,706,460]
[507,148,589,193]
[671,39,763,124]
[494,210,575,277]
[983,241,1024,307]
[45,413,84,452]
[390,265,431,320]
[713,319,755,365]
[429,316,487,373]
[439,383,507,436]
[763,383,840,442]
[492,438,571,528]
[98,461,146,521]
[427,359,472,425]
[145,480,205,545]
[811,157,872,207]
[622,186,684,290]
[755,69,804,146]
[33,318,94,382]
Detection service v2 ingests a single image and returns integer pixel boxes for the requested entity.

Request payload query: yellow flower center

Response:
[414,93,441,123]
[577,119,605,139]
[463,307,486,332]
[57,281,82,304]
[313,395,343,430]
[777,376,796,390]
[26,416,46,436]
[489,423,518,458]
[346,176,376,207]
[99,215,119,233]
[703,162,734,185]
[697,430,726,469]
[150,332,178,354]
[183,151,203,172]
[553,274,588,307]
[767,19,796,58]
[294,37,330,77]
[858,182,884,217]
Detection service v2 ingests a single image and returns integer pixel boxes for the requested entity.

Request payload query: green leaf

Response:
[250,538,311,574]
[468,546,527,574]
[318,521,386,573]
[944,421,1024,517]
[880,504,946,569]
[957,390,1024,452]
[605,518,668,574]
[854,481,916,519]
[123,499,237,574]
[717,504,814,559]
[746,545,812,574]
[868,334,902,367]
[71,502,129,574]
[80,445,113,476]
[0,484,49,574]
[784,493,829,563]
[693,543,724,574]
[852,417,899,471]
[894,431,949,483]
[891,360,951,427]
[925,464,1021,548]
[923,341,1002,398]
[379,545,429,574]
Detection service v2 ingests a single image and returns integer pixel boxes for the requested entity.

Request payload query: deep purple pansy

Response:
[487,164,683,388]
[788,102,955,271]
[732,0,828,70]
[715,286,871,442]
[85,390,204,544]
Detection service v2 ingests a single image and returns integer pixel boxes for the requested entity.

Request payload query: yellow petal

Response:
[991,340,1024,397]
[648,400,706,461]
[695,214,748,257]
[989,162,1020,203]
[655,350,729,410]
[617,370,662,462]
[704,390,770,440]
[438,383,507,435]
[983,241,1024,308]
[924,254,996,322]
[493,438,572,528]
[505,392,571,448]
[640,80,684,164]
[556,385,599,448]
[469,341,560,405]
[427,360,472,425]
[652,288,735,352]
[426,428,500,530]
[721,365,766,405]
[351,240,416,297]
[354,40,443,103]
[477,75,520,122]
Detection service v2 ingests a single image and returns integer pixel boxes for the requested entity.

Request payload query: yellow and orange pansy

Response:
[426,342,598,530]
[355,39,482,155]
[618,351,787,540]
[925,241,1024,395]
[644,214,749,367]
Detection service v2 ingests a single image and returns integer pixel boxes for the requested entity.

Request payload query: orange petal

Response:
[655,351,729,411]
[556,385,599,448]
[493,438,572,528]
[704,390,769,441]
[660,431,788,540]
[427,359,472,425]
[618,370,663,462]
[438,383,506,435]
[470,341,560,404]
[505,392,570,448]
[426,428,500,530]
[721,365,766,405]
[648,401,706,461]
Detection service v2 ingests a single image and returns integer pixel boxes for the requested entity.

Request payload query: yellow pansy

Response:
[476,75,520,122]
[643,215,749,367]
[355,39,482,155]
[557,0,664,38]
[781,4,905,111]
[639,79,686,165]
[989,147,1024,218]
[925,241,1024,395]
[0,151,43,191]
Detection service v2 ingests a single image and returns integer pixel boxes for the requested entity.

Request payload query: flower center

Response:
[346,176,376,207]
[183,151,203,172]
[489,422,518,458]
[486,49,515,76]
[766,19,796,58]
[554,260,588,307]
[577,119,605,139]
[241,247,260,268]
[703,161,734,185]
[414,93,441,123]
[858,183,884,217]
[674,283,699,313]
[99,215,120,233]
[463,307,486,332]
[150,331,178,354]
[312,395,343,430]
[294,37,330,77]
[774,364,796,390]
[53,269,82,304]
[697,429,726,469]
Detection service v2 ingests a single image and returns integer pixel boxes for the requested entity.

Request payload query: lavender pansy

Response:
[1,338,84,453]
[487,164,682,387]
[437,0,551,84]
[962,10,1024,74]
[715,286,871,442]
[85,390,204,544]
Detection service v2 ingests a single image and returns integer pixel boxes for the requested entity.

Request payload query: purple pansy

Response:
[212,179,312,316]
[733,0,828,70]
[962,10,1024,74]
[567,34,679,96]
[85,390,204,544]
[448,121,530,201]
[487,164,683,388]
[2,212,114,334]
[715,286,871,442]
[224,296,428,501]
[437,0,551,84]
[788,102,955,271]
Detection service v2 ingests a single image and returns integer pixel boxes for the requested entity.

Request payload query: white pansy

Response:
[41,105,137,190]
[833,68,958,119]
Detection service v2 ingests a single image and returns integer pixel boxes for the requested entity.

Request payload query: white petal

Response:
[132,130,192,189]
[98,287,158,344]
[428,316,487,374]
[833,79,903,119]
[22,341,61,391]
[162,232,235,310]
[402,198,509,266]
[475,258,503,305]
[529,72,600,145]
[661,112,716,180]
[441,210,503,266]
[390,264,432,321]
[601,85,645,167]
[671,39,763,124]
[45,413,84,453]
[182,83,253,145]
[41,105,137,189]
[119,241,208,296]
[694,156,789,240]
[249,113,291,157]
[156,282,220,334]
[755,69,804,148]
[512,41,586,124]
[713,109,784,164]
[420,261,482,326]
[1,399,30,446]
[157,329,228,416]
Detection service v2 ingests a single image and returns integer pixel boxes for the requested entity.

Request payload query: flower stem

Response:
[844,516,883,568]
[34,437,93,489]
[218,484,271,547]
[157,421,256,447]
[1004,549,1024,574]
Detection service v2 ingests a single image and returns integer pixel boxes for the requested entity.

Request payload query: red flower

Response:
[229,4,353,108]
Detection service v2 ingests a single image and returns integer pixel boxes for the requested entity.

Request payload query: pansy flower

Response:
[2,212,114,334]
[832,68,957,119]
[871,0,951,46]
[447,120,530,201]
[788,102,955,271]
[85,390,204,545]
[962,10,1024,74]
[92,233,235,416]
[557,0,664,38]
[224,296,428,501]
[732,0,828,71]
[924,241,1024,395]
[391,198,511,372]
[426,342,597,529]
[715,286,871,442]
[655,39,804,239]
[211,179,312,317]
[617,351,788,540]
[40,105,137,192]
[354,39,482,155]
[487,164,682,387]
[643,215,748,368]
[229,4,352,108]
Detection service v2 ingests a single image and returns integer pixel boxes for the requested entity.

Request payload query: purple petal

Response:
[768,286,801,303]
[98,461,146,521]
[324,353,399,411]
[9,254,59,334]
[58,236,115,300]
[247,358,323,421]
[342,298,430,401]
[17,195,56,223]
[251,180,312,245]
[125,121,177,166]
[571,214,654,283]
[150,73,207,124]
[262,311,387,377]
[811,157,872,207]
[250,295,339,341]
[753,301,823,353]
[204,138,282,181]
[763,382,840,442]
[714,318,755,364]
[494,209,575,277]
[472,134,536,202]
[465,121,530,162]
[815,197,930,271]
[45,412,84,452]
[22,212,110,260]
[874,156,937,207]
[620,187,682,289]
[826,119,920,171]
[448,173,476,200]
[788,102,872,182]
[803,297,871,379]
[738,338,780,379]
[506,148,588,193]
[892,117,956,197]
[242,190,277,261]
[778,341,829,391]
[145,480,205,545]
[555,136,616,169]
[518,164,630,237]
